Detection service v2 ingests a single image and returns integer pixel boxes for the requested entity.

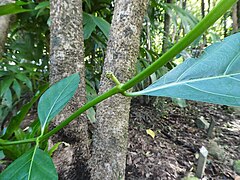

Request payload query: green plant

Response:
[0,0,50,125]
[0,0,238,178]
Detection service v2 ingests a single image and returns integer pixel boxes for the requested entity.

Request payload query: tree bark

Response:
[237,1,240,27]
[50,0,90,179]
[232,3,238,33]
[90,0,148,179]
[162,0,172,53]
[0,0,14,58]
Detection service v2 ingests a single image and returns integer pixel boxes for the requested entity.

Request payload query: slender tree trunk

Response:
[90,0,148,179]
[201,0,205,18]
[207,0,211,13]
[201,0,207,46]
[237,1,240,27]
[162,0,172,53]
[232,3,238,33]
[223,13,227,37]
[0,0,14,57]
[182,0,186,9]
[50,0,90,179]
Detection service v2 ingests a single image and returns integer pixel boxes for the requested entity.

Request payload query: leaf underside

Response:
[131,33,240,107]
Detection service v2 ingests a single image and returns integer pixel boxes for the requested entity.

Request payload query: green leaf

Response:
[2,88,12,108]
[0,151,5,160]
[83,13,96,39]
[130,33,240,107]
[87,107,96,123]
[34,1,50,10]
[2,84,49,139]
[15,74,32,91]
[38,73,80,133]
[0,2,33,16]
[92,16,110,38]
[12,80,21,100]
[0,78,13,96]
[0,147,58,180]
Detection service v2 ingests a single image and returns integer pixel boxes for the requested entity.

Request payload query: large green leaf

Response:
[130,33,240,107]
[38,73,80,132]
[0,147,58,180]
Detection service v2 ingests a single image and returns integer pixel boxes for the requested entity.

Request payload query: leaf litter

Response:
[126,97,240,179]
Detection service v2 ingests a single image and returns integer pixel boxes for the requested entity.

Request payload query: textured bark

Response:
[237,1,240,27]
[0,0,14,57]
[232,3,238,33]
[162,0,172,53]
[50,0,90,179]
[90,0,148,179]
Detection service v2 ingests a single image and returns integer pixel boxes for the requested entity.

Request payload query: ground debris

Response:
[126,98,240,179]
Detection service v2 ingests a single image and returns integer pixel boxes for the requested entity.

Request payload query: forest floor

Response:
[126,97,240,180]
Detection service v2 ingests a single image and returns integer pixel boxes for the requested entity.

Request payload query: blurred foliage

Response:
[0,0,49,125]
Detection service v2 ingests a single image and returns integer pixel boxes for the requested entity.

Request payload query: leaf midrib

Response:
[137,72,240,94]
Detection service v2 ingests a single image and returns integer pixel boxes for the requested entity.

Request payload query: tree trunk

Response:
[162,0,172,53]
[232,3,238,33]
[0,0,14,57]
[90,0,148,179]
[201,0,205,18]
[237,1,240,27]
[50,0,90,179]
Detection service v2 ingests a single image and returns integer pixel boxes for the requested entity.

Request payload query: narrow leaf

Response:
[38,73,80,132]
[0,78,13,96]
[131,33,240,107]
[2,88,12,108]
[0,147,58,180]
[92,16,110,38]
[15,74,32,91]
[83,12,96,39]
[12,80,21,99]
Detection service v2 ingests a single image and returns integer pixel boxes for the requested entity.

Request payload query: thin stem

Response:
[0,138,36,146]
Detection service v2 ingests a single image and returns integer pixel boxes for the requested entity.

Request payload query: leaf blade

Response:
[38,73,80,132]
[131,33,240,107]
[0,148,58,180]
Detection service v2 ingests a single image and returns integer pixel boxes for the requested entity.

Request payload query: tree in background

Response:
[0,0,14,57]
[50,0,89,179]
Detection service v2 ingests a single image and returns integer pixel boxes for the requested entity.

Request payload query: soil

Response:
[126,97,240,180]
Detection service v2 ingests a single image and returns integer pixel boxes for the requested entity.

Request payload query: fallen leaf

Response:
[146,129,155,139]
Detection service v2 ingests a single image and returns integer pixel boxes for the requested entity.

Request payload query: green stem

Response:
[39,86,120,141]
[121,0,237,91]
[0,138,36,146]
